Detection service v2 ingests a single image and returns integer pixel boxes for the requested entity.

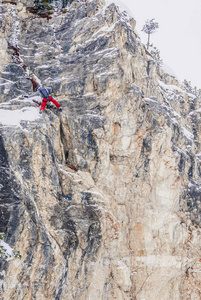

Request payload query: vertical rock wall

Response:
[0,0,201,299]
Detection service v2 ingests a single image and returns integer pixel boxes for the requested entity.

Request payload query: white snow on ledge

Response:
[161,63,178,79]
[158,79,184,93]
[182,127,194,140]
[105,0,135,19]
[0,107,40,127]
[0,239,15,261]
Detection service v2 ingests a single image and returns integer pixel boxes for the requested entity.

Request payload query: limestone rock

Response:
[0,0,201,299]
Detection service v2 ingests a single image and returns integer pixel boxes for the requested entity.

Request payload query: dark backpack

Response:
[38,87,49,99]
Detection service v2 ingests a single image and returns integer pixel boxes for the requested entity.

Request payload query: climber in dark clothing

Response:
[25,85,62,113]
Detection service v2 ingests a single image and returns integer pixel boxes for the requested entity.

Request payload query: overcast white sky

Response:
[108,0,201,88]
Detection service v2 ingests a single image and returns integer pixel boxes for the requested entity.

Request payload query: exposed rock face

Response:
[1,0,201,299]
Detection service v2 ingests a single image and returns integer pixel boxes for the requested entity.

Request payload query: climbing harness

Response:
[48,1,86,165]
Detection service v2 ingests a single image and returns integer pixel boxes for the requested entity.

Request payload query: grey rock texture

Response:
[0,0,201,299]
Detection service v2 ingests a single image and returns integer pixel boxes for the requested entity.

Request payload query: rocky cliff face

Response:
[1,0,201,299]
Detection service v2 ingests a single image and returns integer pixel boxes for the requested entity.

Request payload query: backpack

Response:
[38,87,49,99]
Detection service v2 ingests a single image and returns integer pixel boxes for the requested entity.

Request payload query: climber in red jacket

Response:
[25,85,62,113]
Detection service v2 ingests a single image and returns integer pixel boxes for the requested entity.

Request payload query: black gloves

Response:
[24,95,28,98]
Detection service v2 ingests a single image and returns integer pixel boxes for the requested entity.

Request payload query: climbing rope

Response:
[48,1,86,165]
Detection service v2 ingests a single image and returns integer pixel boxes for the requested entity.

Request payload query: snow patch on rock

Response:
[0,106,40,127]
